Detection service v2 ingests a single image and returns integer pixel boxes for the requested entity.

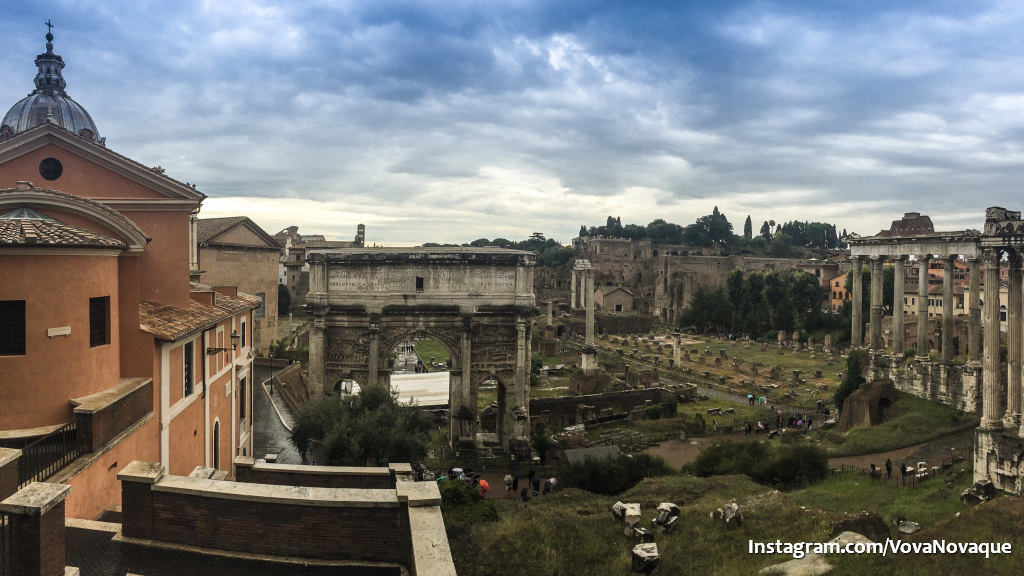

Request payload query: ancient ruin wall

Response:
[871,354,982,413]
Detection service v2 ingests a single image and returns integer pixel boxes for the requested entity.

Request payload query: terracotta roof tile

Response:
[139,285,261,341]
[0,207,125,249]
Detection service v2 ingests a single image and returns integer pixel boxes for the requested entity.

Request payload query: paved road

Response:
[251,365,303,464]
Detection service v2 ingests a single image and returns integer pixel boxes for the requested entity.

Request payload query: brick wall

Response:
[0,448,18,501]
[530,388,666,428]
[149,491,402,562]
[74,379,153,452]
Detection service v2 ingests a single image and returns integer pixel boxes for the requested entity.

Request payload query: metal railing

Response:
[16,423,79,488]
[1,511,11,576]
[832,449,970,489]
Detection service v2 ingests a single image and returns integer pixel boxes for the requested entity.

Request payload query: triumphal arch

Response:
[305,247,537,449]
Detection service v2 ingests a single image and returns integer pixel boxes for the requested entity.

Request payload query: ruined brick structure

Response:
[573,236,802,322]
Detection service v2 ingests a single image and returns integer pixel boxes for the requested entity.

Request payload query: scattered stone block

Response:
[631,543,660,573]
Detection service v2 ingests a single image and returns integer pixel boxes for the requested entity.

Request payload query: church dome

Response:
[1,27,104,146]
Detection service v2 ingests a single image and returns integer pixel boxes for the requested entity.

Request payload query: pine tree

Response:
[743,215,752,239]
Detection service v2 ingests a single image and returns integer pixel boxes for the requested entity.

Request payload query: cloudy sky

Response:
[3,1,1024,245]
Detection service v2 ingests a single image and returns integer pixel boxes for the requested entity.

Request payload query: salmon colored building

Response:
[0,31,256,519]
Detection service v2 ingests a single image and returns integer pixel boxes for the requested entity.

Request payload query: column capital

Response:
[982,247,1001,263]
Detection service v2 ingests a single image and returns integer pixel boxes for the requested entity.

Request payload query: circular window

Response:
[39,157,63,181]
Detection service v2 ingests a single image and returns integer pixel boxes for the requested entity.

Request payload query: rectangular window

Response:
[89,296,110,347]
[184,341,194,396]
[415,277,424,292]
[254,293,266,319]
[241,320,247,348]
[239,377,247,421]
[0,300,26,356]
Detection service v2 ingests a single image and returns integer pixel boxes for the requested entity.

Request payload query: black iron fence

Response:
[832,448,970,489]
[1,511,11,576]
[16,423,79,488]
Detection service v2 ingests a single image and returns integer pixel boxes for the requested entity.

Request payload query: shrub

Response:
[439,480,498,524]
[560,453,672,495]
[834,349,867,411]
[684,441,828,489]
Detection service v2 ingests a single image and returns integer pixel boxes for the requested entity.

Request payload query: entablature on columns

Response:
[847,233,980,259]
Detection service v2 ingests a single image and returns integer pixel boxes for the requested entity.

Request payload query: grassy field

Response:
[414,337,451,370]
[445,466,1024,576]
[594,333,842,408]
[811,392,979,457]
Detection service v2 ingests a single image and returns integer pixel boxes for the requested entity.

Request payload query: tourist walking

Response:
[885,459,893,482]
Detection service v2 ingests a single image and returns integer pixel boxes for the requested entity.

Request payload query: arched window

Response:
[1001,305,1008,323]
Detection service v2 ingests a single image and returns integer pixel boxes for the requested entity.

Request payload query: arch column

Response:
[368,322,380,387]
[942,256,955,363]
[1005,250,1023,429]
[309,316,326,396]
[851,256,864,347]
[892,256,906,354]
[968,257,982,363]
[869,256,884,351]
[917,255,931,357]
[982,248,1003,430]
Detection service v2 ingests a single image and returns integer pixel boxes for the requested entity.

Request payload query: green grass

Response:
[414,337,451,370]
[446,468,1024,576]
[595,333,842,406]
[811,392,979,457]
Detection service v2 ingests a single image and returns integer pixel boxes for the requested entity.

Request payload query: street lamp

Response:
[206,330,240,355]
[269,351,276,395]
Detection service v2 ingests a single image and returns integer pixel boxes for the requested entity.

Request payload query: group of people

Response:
[746,394,768,406]
[504,469,556,505]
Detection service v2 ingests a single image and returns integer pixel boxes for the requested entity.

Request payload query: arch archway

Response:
[306,247,537,450]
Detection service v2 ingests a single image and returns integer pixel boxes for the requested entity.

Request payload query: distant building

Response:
[273,224,365,311]
[594,286,634,313]
[195,216,282,354]
[828,272,850,313]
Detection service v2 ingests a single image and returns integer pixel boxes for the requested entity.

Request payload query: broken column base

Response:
[974,428,1024,494]
[580,345,599,375]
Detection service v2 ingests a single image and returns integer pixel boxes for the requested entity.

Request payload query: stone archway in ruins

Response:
[304,247,537,451]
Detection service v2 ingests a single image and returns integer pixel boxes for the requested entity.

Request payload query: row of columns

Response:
[981,248,1024,436]
[852,249,1024,437]
[850,254,981,364]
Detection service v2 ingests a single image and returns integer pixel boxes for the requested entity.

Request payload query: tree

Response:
[789,271,823,329]
[678,287,732,332]
[834,350,867,411]
[743,215,753,240]
[726,268,746,333]
[759,221,772,241]
[291,385,431,466]
[579,225,588,238]
[277,283,290,313]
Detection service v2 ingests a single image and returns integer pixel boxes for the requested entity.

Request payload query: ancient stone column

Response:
[942,256,955,363]
[309,316,326,396]
[585,268,595,347]
[968,257,982,363]
[917,255,930,357]
[547,301,553,326]
[1005,250,1023,429]
[982,248,1003,430]
[851,256,864,347]
[514,319,530,442]
[368,322,380,387]
[570,267,577,309]
[869,256,884,351]
[892,256,906,354]
[461,318,473,412]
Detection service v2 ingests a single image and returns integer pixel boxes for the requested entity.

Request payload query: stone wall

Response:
[234,457,395,489]
[974,429,1024,494]
[530,388,667,429]
[871,353,982,413]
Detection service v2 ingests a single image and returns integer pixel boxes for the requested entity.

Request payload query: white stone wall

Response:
[872,354,982,413]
